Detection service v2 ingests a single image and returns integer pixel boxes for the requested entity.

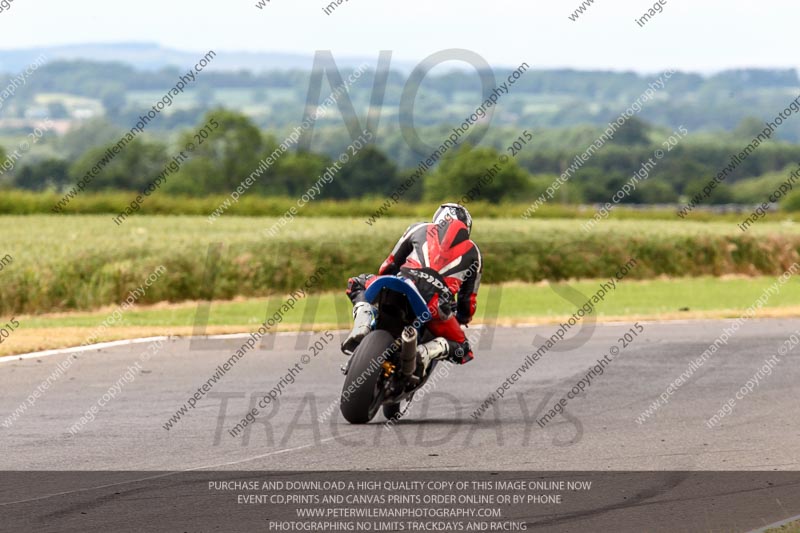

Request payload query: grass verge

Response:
[766,520,800,533]
[3,276,799,356]
[3,215,800,316]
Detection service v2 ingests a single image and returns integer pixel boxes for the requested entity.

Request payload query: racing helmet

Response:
[432,203,472,236]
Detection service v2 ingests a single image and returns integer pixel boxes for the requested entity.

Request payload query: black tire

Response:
[340,330,395,424]
[383,402,402,420]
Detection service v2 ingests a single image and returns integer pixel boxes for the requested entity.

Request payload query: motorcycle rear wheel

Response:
[340,330,395,424]
[383,395,415,422]
[383,402,402,421]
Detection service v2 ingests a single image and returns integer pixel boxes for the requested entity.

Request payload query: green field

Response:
[765,521,800,533]
[2,212,800,356]
[2,190,798,221]
[3,275,797,356]
[18,276,800,330]
[1,214,800,316]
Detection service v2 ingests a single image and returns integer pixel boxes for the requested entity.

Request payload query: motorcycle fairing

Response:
[363,275,430,322]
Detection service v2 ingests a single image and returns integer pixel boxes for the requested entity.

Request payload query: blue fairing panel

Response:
[363,275,430,321]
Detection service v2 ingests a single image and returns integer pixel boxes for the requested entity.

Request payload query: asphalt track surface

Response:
[2,319,800,532]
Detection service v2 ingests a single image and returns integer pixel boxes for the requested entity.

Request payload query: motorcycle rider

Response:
[342,203,482,370]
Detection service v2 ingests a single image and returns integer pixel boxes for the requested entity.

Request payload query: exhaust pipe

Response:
[399,326,418,378]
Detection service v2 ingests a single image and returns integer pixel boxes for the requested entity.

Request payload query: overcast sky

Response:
[0,0,796,73]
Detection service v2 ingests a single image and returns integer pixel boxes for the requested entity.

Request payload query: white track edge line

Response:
[747,512,800,533]
[0,317,771,365]
[0,331,352,365]
[0,336,170,365]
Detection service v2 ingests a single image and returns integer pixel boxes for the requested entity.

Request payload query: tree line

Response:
[3,109,800,208]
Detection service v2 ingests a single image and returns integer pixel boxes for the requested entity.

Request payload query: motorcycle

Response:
[339,275,441,424]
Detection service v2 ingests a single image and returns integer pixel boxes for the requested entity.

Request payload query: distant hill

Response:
[0,42,407,73]
[2,45,800,168]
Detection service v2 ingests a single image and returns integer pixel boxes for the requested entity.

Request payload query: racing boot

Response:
[417,337,450,375]
[341,302,375,355]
